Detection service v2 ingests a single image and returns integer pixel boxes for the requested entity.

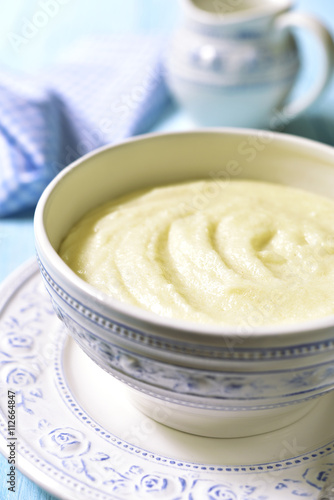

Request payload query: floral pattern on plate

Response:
[0,260,333,499]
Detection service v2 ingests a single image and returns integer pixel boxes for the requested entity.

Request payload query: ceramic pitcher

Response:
[165,0,334,128]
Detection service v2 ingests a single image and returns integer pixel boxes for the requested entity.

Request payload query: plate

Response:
[1,260,334,500]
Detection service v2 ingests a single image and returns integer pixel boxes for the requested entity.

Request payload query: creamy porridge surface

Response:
[59,180,334,327]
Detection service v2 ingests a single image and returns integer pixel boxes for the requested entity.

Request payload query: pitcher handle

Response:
[274,11,334,122]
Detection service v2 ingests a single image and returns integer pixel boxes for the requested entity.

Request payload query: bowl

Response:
[34,129,334,438]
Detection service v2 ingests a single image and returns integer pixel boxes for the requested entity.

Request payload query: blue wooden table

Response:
[1,1,334,498]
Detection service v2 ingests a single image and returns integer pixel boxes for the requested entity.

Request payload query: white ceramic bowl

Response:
[34,129,334,438]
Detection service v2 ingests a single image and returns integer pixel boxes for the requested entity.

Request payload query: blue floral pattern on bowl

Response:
[38,259,334,413]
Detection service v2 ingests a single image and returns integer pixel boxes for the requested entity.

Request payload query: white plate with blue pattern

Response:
[1,259,334,500]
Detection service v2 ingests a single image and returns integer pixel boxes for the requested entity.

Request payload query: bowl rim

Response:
[34,127,334,340]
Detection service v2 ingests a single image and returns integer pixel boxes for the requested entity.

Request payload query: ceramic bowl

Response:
[34,129,334,438]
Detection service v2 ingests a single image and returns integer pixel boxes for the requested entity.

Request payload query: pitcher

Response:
[165,0,334,128]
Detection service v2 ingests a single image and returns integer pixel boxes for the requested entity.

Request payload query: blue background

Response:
[0,1,334,498]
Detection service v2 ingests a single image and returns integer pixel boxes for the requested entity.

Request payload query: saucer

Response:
[0,260,334,499]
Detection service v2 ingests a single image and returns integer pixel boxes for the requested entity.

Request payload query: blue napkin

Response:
[0,35,169,217]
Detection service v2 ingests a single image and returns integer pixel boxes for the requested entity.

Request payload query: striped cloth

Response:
[0,35,169,217]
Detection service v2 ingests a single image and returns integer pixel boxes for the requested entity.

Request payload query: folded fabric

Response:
[0,35,170,217]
